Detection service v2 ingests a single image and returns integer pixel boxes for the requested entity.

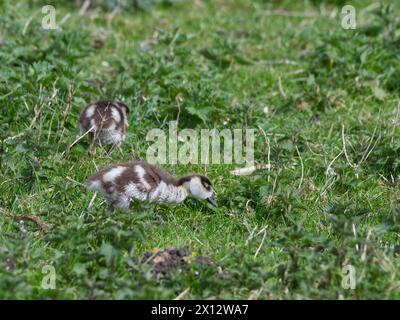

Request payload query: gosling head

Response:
[180,174,216,207]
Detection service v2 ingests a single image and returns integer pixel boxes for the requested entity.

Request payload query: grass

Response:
[1,0,400,299]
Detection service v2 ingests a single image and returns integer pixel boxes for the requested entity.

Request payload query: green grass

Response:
[1,0,400,299]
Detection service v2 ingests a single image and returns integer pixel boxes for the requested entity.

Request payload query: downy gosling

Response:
[86,161,217,210]
[78,100,129,150]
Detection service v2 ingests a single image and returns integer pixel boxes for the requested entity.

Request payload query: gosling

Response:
[78,100,129,151]
[86,161,217,210]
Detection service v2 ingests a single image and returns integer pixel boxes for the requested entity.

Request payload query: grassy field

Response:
[1,0,400,299]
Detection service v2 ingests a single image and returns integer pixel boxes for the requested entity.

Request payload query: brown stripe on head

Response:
[177,174,213,191]
[200,175,212,190]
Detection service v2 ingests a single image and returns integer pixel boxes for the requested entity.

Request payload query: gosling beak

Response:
[207,196,217,208]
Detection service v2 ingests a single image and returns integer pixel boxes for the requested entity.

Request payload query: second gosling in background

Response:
[78,100,129,151]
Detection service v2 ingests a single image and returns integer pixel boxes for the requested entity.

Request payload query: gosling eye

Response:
[202,183,211,191]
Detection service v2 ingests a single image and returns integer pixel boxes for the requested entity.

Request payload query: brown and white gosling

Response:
[86,161,217,210]
[78,101,129,150]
